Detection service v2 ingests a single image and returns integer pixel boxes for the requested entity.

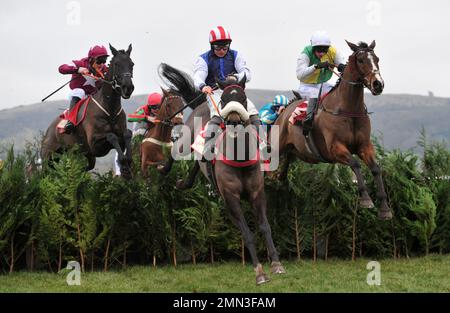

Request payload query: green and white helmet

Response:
[311,30,331,47]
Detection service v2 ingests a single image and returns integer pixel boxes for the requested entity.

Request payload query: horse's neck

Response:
[331,68,365,112]
[150,106,171,141]
[97,83,121,114]
[220,128,256,162]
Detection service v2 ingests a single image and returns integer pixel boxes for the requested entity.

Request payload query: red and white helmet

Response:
[209,26,232,44]
[88,45,109,59]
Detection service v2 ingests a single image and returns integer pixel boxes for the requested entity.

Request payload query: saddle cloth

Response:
[57,97,91,133]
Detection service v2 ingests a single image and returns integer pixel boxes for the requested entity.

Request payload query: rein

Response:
[165,85,219,121]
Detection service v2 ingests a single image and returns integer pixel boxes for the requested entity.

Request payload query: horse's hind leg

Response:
[358,144,392,220]
[176,161,199,190]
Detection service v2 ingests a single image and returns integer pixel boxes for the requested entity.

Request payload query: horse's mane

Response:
[324,41,370,96]
[158,63,206,109]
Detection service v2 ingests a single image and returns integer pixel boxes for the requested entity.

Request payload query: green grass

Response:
[1,255,449,292]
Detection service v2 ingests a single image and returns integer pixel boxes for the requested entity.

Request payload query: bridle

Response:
[221,84,248,126]
[155,95,184,128]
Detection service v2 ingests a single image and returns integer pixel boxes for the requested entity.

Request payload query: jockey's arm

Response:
[333,50,347,67]
[234,51,252,83]
[296,53,316,81]
[59,62,79,75]
[260,111,277,125]
[193,57,209,90]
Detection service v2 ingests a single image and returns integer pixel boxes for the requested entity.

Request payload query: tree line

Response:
[0,131,449,273]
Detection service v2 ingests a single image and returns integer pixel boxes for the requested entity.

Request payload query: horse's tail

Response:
[158,63,206,109]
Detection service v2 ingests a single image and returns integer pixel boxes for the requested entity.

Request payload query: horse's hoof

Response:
[270,262,286,275]
[256,273,270,285]
[156,164,168,176]
[176,179,186,190]
[359,198,375,209]
[378,209,393,220]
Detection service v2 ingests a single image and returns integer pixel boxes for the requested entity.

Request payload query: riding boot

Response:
[201,115,223,162]
[65,96,80,134]
[249,114,271,153]
[302,98,318,137]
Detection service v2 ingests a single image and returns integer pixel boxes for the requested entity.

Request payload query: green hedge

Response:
[0,133,449,273]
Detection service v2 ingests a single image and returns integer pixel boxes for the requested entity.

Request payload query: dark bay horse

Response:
[140,89,184,179]
[159,64,285,285]
[272,40,392,220]
[41,44,135,178]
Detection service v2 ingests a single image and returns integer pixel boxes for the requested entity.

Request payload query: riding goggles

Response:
[96,56,108,64]
[212,44,230,51]
[314,46,329,53]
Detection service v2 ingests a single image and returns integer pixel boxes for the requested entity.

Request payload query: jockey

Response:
[296,31,346,136]
[193,26,262,161]
[127,92,163,135]
[259,95,289,128]
[58,45,109,133]
[115,92,163,176]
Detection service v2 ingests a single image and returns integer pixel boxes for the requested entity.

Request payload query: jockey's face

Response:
[314,45,329,59]
[212,43,230,58]
[150,107,159,115]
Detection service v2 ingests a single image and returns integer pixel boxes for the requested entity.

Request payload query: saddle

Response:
[289,92,330,126]
[57,97,91,133]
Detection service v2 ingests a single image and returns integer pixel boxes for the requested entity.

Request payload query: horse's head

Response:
[108,44,135,99]
[217,75,249,126]
[159,88,185,126]
[346,40,384,95]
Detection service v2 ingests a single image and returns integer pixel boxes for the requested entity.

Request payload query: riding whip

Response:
[41,78,76,102]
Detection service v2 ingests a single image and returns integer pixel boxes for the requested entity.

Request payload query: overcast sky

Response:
[1,0,449,110]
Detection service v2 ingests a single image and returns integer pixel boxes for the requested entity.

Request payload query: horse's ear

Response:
[109,43,118,56]
[160,87,170,97]
[369,40,376,50]
[238,74,246,89]
[292,90,301,100]
[346,40,359,52]
[126,44,132,57]
[216,77,226,90]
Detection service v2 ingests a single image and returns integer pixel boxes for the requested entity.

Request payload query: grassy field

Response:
[1,255,449,293]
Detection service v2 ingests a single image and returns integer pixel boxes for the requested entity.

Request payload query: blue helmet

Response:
[273,95,289,106]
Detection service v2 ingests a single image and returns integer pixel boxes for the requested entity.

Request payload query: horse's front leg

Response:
[225,193,269,285]
[105,132,131,179]
[176,161,199,190]
[332,142,374,208]
[123,129,132,163]
[358,144,392,220]
[250,185,285,275]
[158,154,174,176]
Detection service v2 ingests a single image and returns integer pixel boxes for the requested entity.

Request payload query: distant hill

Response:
[1,90,449,171]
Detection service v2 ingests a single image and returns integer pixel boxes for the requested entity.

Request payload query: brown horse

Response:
[272,40,392,220]
[41,44,135,178]
[140,89,184,179]
[159,64,285,285]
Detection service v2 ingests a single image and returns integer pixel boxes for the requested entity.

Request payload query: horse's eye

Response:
[357,59,364,64]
